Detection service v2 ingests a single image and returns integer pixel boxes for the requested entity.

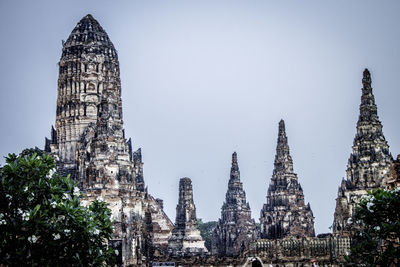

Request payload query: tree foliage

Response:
[0,149,116,266]
[348,187,400,266]
[197,219,217,250]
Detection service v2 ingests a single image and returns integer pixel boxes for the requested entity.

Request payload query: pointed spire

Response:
[133,147,142,163]
[230,151,239,176]
[277,120,290,157]
[359,68,379,123]
[127,138,132,160]
[362,68,371,88]
[228,152,242,189]
[273,119,294,175]
[133,148,145,192]
[51,125,57,144]
[279,119,286,133]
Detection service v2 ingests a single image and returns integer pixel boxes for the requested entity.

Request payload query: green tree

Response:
[348,187,400,266]
[0,149,116,266]
[197,219,217,250]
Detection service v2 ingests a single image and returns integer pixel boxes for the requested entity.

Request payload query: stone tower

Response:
[211,152,257,257]
[45,14,173,265]
[45,14,123,181]
[168,178,208,255]
[333,69,392,235]
[260,120,315,239]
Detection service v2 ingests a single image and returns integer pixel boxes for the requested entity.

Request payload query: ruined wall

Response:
[154,236,351,267]
[248,236,351,266]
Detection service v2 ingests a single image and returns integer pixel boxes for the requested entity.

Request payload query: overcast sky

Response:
[1,0,399,234]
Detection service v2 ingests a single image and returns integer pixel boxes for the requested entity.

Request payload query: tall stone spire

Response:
[211,152,257,257]
[168,178,208,255]
[260,120,315,239]
[333,69,392,235]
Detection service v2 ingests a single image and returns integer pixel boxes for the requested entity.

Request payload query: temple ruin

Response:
[40,14,400,266]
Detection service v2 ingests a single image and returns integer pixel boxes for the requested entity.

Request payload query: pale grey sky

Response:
[0,0,399,234]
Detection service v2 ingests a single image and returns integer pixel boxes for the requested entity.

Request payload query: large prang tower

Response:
[46,14,125,181]
[333,69,392,235]
[260,120,315,239]
[45,15,173,265]
[211,152,257,257]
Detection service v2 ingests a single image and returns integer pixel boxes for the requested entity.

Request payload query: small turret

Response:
[133,148,145,192]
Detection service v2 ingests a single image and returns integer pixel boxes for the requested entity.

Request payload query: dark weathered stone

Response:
[168,178,208,255]
[260,120,315,239]
[211,152,258,257]
[333,69,392,236]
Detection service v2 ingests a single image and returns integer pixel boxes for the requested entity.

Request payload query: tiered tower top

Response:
[273,120,294,179]
[223,152,251,210]
[62,14,117,60]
